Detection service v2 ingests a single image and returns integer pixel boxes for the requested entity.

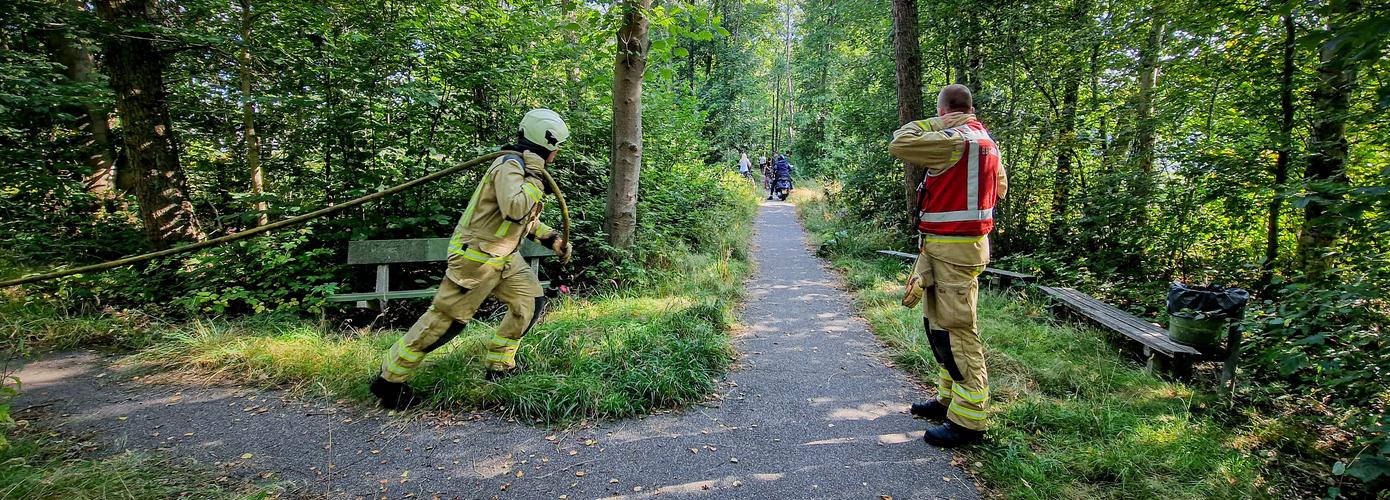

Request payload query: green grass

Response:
[791,185,1284,498]
[0,298,164,358]
[0,430,280,499]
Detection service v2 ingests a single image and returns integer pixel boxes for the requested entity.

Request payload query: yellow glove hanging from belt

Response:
[902,252,932,308]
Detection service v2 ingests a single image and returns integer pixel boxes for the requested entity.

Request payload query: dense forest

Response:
[1,0,790,299]
[1,0,1388,496]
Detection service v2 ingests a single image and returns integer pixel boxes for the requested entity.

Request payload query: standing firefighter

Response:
[370,109,574,410]
[889,85,1007,447]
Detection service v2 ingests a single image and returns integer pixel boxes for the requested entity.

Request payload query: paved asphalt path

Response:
[12,201,978,499]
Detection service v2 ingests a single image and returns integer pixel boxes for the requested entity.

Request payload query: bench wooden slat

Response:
[347,238,556,265]
[1039,286,1199,357]
[875,250,1036,283]
[985,267,1035,281]
[876,249,917,261]
[327,281,553,302]
[326,289,439,302]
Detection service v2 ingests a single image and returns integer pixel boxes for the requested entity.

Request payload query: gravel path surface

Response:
[12,201,977,499]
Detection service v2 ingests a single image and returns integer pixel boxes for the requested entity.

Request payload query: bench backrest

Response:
[346,238,555,265]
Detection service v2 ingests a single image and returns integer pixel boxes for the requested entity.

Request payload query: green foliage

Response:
[0,0,782,317]
[173,228,340,315]
[0,376,15,451]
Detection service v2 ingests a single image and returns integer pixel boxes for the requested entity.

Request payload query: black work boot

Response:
[370,376,424,411]
[910,399,949,421]
[923,420,985,448]
[485,368,518,382]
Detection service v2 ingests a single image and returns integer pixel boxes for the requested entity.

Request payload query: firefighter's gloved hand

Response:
[540,234,572,264]
[551,238,572,264]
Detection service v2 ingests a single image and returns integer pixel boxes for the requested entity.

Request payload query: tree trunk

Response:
[1259,13,1297,291]
[1049,77,1080,246]
[605,0,651,249]
[237,0,268,226]
[45,1,117,198]
[97,0,205,249]
[562,0,583,110]
[892,0,925,219]
[772,58,781,152]
[1131,5,1166,173]
[1297,0,1361,280]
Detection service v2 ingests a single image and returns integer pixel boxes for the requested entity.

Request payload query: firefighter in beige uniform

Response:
[889,85,1007,447]
[370,109,573,410]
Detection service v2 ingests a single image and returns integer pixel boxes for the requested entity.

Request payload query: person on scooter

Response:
[769,152,794,200]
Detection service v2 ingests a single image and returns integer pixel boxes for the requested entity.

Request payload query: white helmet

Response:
[519,108,570,152]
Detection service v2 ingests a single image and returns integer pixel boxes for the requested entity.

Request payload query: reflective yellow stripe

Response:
[384,357,412,375]
[489,335,521,348]
[913,120,932,130]
[535,222,555,240]
[948,402,988,421]
[394,339,423,363]
[485,352,512,363]
[453,247,506,268]
[922,234,986,244]
[458,168,493,230]
[952,384,988,404]
[522,182,543,203]
[495,220,512,238]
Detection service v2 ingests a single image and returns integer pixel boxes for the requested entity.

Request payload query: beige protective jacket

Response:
[890,113,1008,266]
[447,151,557,262]
[889,112,1009,200]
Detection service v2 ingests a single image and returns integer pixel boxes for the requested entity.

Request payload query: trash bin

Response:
[1166,283,1250,350]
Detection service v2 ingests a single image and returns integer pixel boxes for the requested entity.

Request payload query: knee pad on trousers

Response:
[424,321,466,354]
[522,296,550,335]
[924,318,964,381]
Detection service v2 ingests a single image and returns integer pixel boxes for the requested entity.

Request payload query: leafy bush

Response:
[173,227,340,315]
[1244,258,1390,492]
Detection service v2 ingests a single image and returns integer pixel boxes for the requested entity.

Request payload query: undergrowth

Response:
[791,184,1297,498]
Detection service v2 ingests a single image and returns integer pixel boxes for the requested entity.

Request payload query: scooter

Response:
[771,177,793,201]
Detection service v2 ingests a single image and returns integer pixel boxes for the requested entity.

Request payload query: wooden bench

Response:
[875,250,1036,289]
[1036,286,1242,382]
[327,238,555,310]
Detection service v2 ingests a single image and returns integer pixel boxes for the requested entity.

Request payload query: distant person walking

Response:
[738,152,752,181]
[760,154,772,190]
[890,84,1007,448]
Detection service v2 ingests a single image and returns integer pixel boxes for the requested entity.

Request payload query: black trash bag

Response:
[1166,282,1250,319]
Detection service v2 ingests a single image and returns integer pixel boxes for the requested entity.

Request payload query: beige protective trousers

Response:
[379,251,545,383]
[914,236,991,431]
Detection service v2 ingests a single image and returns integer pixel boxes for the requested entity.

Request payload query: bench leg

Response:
[1170,356,1194,381]
[1145,348,1194,381]
[1144,347,1163,375]
[1219,325,1242,395]
[361,264,389,312]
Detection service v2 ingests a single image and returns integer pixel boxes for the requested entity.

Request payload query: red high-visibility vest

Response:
[915,120,1000,236]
